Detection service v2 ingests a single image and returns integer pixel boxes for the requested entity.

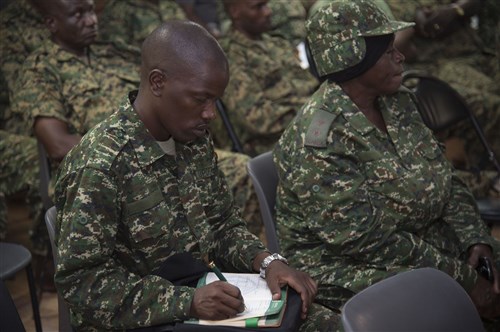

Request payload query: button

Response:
[78,216,88,225]
[312,185,320,192]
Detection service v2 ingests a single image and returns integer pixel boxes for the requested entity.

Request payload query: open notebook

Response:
[184,272,287,328]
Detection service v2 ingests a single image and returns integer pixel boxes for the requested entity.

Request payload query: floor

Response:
[3,194,500,332]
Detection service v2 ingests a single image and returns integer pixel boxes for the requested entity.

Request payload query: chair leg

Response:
[26,263,43,332]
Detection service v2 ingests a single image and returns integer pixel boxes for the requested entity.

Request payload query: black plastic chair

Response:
[44,206,73,332]
[342,268,484,332]
[246,151,280,253]
[0,242,42,332]
[1,278,26,332]
[37,140,53,211]
[215,99,244,154]
[403,70,500,225]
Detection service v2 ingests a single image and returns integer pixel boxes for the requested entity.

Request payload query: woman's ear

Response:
[149,69,165,97]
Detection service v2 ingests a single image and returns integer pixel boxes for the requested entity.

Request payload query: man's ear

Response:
[149,69,165,97]
[45,16,57,34]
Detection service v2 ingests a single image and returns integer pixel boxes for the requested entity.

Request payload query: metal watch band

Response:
[259,253,288,279]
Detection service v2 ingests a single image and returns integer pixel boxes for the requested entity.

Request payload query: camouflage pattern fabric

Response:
[299,303,341,332]
[215,149,265,242]
[0,130,46,254]
[309,0,396,19]
[274,81,499,311]
[98,0,186,48]
[54,92,266,330]
[214,28,318,156]
[11,39,141,137]
[268,0,307,46]
[0,0,49,98]
[388,0,500,174]
[306,0,414,77]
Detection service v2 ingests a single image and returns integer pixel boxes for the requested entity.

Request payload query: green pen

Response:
[208,261,228,281]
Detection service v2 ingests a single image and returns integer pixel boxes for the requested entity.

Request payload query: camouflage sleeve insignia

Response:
[304,109,337,148]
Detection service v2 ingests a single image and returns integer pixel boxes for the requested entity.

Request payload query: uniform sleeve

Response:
[12,56,69,132]
[440,166,496,252]
[54,167,195,329]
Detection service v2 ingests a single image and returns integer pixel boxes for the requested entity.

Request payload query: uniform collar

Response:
[118,91,206,167]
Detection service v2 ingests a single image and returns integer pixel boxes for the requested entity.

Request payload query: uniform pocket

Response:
[124,189,169,243]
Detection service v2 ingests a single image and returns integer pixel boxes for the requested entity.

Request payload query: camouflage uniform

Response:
[388,0,500,184]
[275,0,499,316]
[53,92,266,330]
[275,80,498,310]
[12,39,141,139]
[214,28,318,156]
[98,0,186,48]
[268,0,307,47]
[0,0,49,250]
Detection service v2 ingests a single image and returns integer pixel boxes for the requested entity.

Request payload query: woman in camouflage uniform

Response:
[274,0,500,324]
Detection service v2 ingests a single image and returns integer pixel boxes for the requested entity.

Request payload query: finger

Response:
[219,289,245,313]
[213,302,242,320]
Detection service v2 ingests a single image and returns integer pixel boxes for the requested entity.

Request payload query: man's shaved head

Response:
[140,20,228,81]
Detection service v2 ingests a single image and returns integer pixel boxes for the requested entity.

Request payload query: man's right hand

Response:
[189,281,245,320]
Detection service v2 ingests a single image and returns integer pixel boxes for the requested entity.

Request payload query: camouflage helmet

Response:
[306,0,414,77]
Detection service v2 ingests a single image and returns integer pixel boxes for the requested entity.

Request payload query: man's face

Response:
[48,0,98,54]
[156,61,229,144]
[232,0,272,38]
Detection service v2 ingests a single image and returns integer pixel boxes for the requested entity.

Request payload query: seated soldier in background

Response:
[213,0,318,157]
[11,0,140,165]
[53,20,336,331]
[388,0,500,198]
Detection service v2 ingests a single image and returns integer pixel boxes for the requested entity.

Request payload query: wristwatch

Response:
[260,253,288,279]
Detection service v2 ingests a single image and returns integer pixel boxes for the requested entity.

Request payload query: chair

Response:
[0,278,26,331]
[44,206,73,332]
[246,151,280,253]
[341,268,484,332]
[37,140,53,211]
[402,70,500,225]
[215,99,244,154]
[0,242,42,332]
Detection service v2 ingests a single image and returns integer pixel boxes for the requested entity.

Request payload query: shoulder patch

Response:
[305,109,337,148]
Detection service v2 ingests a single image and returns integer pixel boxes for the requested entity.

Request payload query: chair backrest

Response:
[0,279,26,332]
[215,99,244,154]
[402,70,500,173]
[44,206,74,332]
[37,140,54,210]
[342,268,484,332]
[247,151,280,253]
